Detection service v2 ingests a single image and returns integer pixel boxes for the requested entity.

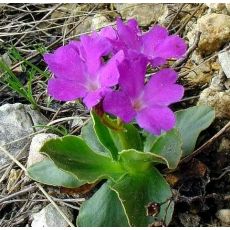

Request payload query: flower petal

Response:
[136,106,176,135]
[48,77,86,101]
[142,25,168,58]
[116,18,142,51]
[44,44,85,82]
[119,53,148,99]
[150,57,166,67]
[103,91,136,123]
[154,35,187,59]
[99,50,125,87]
[143,68,184,106]
[100,26,118,40]
[100,26,125,53]
[126,18,141,35]
[83,90,104,109]
[80,33,112,75]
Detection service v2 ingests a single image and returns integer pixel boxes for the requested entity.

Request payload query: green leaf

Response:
[109,123,143,151]
[144,134,158,152]
[118,149,171,174]
[111,167,172,227]
[148,129,182,169]
[91,111,118,159]
[156,199,174,226]
[176,105,215,156]
[81,120,109,157]
[27,159,85,188]
[77,181,129,227]
[40,136,124,183]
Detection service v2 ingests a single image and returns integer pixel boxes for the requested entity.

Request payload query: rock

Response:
[218,51,230,79]
[115,3,168,26]
[27,133,58,168]
[187,14,230,55]
[218,138,230,152]
[31,204,73,227]
[184,64,212,87]
[198,87,230,119]
[0,103,48,167]
[178,212,201,227]
[226,4,230,13]
[184,54,220,87]
[70,116,84,129]
[0,4,6,11]
[216,209,230,225]
[224,79,230,90]
[6,169,21,192]
[210,73,226,91]
[71,16,93,36]
[50,4,96,36]
[206,3,230,15]
[51,4,88,20]
[91,14,111,30]
[206,3,227,11]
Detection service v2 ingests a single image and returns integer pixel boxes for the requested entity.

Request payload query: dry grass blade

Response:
[13,4,63,46]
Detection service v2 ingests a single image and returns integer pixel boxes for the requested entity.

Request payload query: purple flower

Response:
[100,18,187,67]
[44,33,124,109]
[103,54,184,135]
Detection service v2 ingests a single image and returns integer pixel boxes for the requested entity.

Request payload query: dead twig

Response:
[176,4,203,35]
[167,4,186,29]
[0,142,30,184]
[179,44,230,77]
[13,4,63,46]
[212,166,230,181]
[0,185,36,203]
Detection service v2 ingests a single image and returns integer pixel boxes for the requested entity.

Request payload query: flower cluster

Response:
[44,18,187,135]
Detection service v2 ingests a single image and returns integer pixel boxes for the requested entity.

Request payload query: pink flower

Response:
[103,54,184,135]
[44,33,124,109]
[100,18,187,67]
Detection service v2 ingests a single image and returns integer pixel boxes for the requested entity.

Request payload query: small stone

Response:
[50,4,95,36]
[31,204,73,227]
[224,79,230,90]
[6,169,21,192]
[216,209,230,225]
[198,87,230,119]
[0,4,6,12]
[51,4,84,19]
[211,61,221,71]
[206,3,230,15]
[71,16,93,36]
[218,138,230,152]
[226,4,230,13]
[27,133,58,168]
[187,13,230,55]
[178,211,201,227]
[71,116,84,129]
[91,14,111,30]
[115,3,168,26]
[0,103,48,167]
[210,71,226,91]
[218,51,230,79]
[184,58,213,87]
[206,3,226,11]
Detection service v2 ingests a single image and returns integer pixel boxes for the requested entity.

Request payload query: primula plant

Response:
[28,18,215,227]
